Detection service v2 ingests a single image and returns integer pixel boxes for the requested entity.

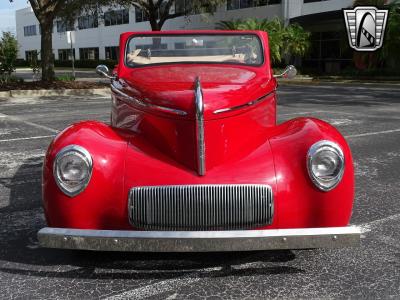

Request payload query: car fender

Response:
[268,117,355,228]
[42,121,131,229]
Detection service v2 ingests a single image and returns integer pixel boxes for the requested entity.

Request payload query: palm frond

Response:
[216,17,310,65]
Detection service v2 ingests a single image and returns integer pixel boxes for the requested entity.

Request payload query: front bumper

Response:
[38,226,361,252]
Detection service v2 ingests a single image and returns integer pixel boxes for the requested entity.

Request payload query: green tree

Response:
[0,31,18,82]
[216,19,243,30]
[217,17,310,65]
[9,0,225,81]
[9,0,105,82]
[9,0,68,82]
[282,23,311,60]
[351,0,400,69]
[116,0,225,31]
[380,0,400,67]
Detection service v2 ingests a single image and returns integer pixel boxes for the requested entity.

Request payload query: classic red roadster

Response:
[38,31,361,252]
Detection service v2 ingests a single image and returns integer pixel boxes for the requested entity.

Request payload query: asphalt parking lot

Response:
[0,83,399,299]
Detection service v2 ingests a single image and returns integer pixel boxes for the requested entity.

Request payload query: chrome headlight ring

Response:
[53,145,93,197]
[307,140,345,192]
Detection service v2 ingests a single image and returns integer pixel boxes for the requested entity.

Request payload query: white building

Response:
[15,0,354,70]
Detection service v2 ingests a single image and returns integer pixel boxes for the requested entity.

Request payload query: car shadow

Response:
[0,157,305,280]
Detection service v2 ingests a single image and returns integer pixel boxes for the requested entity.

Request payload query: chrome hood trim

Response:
[111,81,188,116]
[213,90,276,115]
[195,77,205,176]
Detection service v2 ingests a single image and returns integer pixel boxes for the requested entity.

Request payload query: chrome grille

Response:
[128,184,273,231]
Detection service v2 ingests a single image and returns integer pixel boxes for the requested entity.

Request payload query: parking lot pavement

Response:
[0,84,399,299]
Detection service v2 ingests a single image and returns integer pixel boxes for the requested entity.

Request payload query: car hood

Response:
[120,65,275,120]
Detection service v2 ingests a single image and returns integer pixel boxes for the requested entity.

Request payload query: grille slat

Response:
[129,184,273,231]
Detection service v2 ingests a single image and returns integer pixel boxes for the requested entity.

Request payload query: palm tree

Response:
[238,18,285,63]
[283,23,311,59]
[216,19,243,30]
[217,17,310,65]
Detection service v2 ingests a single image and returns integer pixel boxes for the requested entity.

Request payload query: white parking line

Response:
[280,110,400,120]
[359,213,400,233]
[0,113,59,134]
[283,84,400,91]
[0,135,55,143]
[346,128,400,138]
[106,277,201,300]
[105,267,222,300]
[106,211,400,300]
[326,110,400,120]
[280,110,330,116]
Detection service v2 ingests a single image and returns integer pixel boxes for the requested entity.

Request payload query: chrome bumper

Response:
[37,226,361,252]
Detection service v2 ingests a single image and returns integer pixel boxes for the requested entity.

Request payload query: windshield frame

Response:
[124,32,265,69]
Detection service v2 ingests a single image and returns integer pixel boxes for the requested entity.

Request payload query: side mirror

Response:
[96,65,116,80]
[273,65,297,79]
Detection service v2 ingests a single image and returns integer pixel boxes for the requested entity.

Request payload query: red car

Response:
[38,31,361,252]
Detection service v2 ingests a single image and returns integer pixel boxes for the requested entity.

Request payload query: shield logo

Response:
[343,6,388,51]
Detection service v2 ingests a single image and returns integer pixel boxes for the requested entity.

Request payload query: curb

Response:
[0,88,110,98]
[0,91,10,98]
[278,78,315,85]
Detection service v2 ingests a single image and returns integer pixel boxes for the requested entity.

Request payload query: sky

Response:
[0,0,31,35]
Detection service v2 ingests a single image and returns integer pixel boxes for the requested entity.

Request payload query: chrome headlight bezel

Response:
[53,145,93,197]
[307,140,345,192]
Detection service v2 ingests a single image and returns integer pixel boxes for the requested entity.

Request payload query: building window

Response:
[23,25,37,36]
[78,14,98,30]
[104,9,129,26]
[58,49,75,61]
[135,7,149,23]
[105,46,119,60]
[56,20,75,33]
[227,0,280,10]
[79,47,99,60]
[303,31,352,72]
[175,0,215,15]
[25,50,38,62]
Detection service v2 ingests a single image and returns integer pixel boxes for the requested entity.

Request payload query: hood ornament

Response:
[195,77,205,176]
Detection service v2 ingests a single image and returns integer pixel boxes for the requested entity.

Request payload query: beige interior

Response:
[127,49,248,65]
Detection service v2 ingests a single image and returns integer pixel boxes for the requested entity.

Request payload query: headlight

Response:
[307,140,345,191]
[53,145,93,197]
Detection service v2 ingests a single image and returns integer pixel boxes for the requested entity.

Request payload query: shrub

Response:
[56,74,75,81]
[15,59,28,67]
[0,75,23,83]
[0,32,18,83]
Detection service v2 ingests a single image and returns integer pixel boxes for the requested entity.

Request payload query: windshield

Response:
[126,34,263,67]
